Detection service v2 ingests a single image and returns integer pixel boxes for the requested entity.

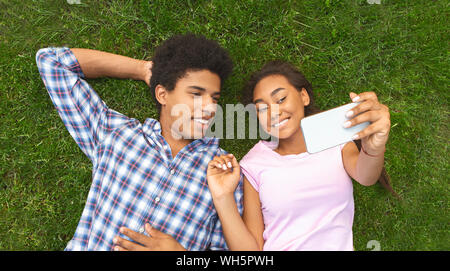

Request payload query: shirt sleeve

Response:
[239,159,260,193]
[36,47,128,163]
[208,172,244,251]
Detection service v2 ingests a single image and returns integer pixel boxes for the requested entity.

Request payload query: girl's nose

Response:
[270,104,281,122]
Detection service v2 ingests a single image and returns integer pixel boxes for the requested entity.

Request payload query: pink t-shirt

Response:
[239,140,354,251]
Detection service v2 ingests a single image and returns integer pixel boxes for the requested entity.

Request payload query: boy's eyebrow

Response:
[188,85,220,96]
[253,88,285,104]
[188,85,206,91]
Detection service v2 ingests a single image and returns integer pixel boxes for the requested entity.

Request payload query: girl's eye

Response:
[192,92,202,96]
[277,97,286,104]
[257,107,268,113]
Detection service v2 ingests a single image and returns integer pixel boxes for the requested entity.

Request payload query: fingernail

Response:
[113,237,118,243]
[343,121,351,128]
[346,111,354,118]
[227,162,232,168]
[352,96,360,102]
[119,227,124,233]
[222,164,227,170]
[352,134,359,140]
[114,246,119,251]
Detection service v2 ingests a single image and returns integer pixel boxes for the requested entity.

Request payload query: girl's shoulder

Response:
[240,140,275,167]
[239,141,273,192]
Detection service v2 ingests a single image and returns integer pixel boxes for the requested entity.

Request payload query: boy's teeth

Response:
[194,118,208,124]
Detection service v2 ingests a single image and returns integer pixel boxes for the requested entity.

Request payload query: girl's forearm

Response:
[71,48,147,81]
[355,147,385,186]
[213,195,261,251]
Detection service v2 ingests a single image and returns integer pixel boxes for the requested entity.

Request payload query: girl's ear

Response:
[300,88,310,106]
[155,84,168,106]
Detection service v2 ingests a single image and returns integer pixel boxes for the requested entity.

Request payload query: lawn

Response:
[0,0,448,250]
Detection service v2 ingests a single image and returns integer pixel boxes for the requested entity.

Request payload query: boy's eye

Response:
[192,92,202,96]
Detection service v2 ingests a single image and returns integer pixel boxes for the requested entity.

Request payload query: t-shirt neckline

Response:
[259,140,310,159]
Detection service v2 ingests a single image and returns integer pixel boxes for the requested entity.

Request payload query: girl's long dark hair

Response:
[243,60,398,197]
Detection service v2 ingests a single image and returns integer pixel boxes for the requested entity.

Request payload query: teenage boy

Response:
[36,34,242,251]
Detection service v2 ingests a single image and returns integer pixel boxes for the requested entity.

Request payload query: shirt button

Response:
[170,169,175,175]
[155,196,160,203]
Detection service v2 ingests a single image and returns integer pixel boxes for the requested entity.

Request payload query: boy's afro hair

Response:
[149,34,233,111]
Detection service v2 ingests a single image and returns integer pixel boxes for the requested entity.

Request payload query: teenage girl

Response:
[206,60,393,250]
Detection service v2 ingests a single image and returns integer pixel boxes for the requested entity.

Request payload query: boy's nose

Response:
[193,100,216,119]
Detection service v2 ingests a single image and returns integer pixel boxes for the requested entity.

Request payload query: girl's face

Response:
[253,74,310,139]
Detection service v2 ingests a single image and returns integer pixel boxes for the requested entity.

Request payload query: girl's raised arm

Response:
[341,92,391,186]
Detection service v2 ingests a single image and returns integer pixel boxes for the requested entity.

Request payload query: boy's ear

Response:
[301,88,310,106]
[155,84,168,106]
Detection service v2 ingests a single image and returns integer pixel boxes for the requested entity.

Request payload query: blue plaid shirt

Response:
[36,47,243,251]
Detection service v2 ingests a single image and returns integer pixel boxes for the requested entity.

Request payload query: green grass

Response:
[0,0,448,250]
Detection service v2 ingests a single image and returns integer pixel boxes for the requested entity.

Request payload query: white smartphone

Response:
[300,102,370,154]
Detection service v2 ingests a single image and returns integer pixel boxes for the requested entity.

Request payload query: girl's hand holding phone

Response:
[345,92,391,155]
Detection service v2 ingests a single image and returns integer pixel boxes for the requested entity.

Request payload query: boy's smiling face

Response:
[156,69,221,140]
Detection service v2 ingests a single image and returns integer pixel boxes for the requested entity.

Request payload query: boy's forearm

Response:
[71,48,147,81]
[213,195,261,251]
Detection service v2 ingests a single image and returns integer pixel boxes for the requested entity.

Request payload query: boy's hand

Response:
[113,223,186,251]
[142,61,153,87]
[207,154,241,200]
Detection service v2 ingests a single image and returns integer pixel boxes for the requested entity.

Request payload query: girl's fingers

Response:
[211,156,228,171]
[208,158,219,169]
[229,154,239,168]
[209,154,236,171]
[346,100,381,118]
[229,154,241,175]
[352,121,389,140]
[217,156,228,170]
[209,160,223,170]
[221,155,233,169]
[343,110,380,128]
[214,158,226,170]
[209,157,226,171]
[217,155,234,170]
[350,91,379,103]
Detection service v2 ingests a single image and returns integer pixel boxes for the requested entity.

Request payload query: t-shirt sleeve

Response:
[239,159,260,193]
